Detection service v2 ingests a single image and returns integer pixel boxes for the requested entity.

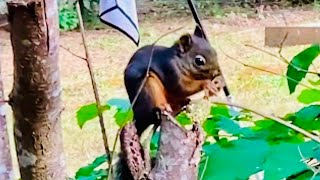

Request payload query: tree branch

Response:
[211,100,320,143]
[60,45,87,61]
[219,48,314,90]
[75,0,111,169]
[244,44,320,75]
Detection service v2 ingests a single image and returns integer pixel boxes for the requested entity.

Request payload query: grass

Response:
[1,13,319,178]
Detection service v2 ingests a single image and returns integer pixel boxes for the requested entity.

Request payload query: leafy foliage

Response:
[74,45,320,180]
[58,0,100,31]
[76,98,133,129]
[59,6,79,31]
[199,43,320,179]
[199,104,319,179]
[74,154,108,180]
[58,1,79,31]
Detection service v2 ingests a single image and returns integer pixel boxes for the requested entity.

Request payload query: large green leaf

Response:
[298,89,320,104]
[200,139,269,180]
[200,140,318,180]
[263,141,318,180]
[286,44,320,94]
[76,103,110,128]
[292,105,320,131]
[75,154,108,180]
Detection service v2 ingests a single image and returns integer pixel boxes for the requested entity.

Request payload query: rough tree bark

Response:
[120,111,204,180]
[7,0,66,179]
[0,53,13,180]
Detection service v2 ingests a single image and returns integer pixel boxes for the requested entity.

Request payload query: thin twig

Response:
[60,45,87,61]
[199,156,209,180]
[212,100,320,143]
[75,0,111,170]
[130,26,185,108]
[278,32,288,58]
[108,128,120,180]
[244,44,320,75]
[219,48,315,90]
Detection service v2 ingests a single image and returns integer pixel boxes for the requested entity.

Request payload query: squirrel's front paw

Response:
[157,103,173,114]
[203,79,222,99]
[156,103,173,113]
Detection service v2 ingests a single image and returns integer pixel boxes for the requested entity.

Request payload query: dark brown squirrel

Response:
[124,25,222,136]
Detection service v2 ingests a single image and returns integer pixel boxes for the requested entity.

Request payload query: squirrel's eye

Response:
[195,55,206,66]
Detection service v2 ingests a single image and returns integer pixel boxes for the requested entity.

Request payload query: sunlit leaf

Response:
[297,89,320,104]
[76,103,110,128]
[114,109,133,128]
[210,105,232,118]
[286,44,320,94]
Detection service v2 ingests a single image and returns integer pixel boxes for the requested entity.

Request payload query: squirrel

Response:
[124,25,222,136]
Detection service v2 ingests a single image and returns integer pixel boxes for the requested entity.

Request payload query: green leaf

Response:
[114,109,133,128]
[202,115,254,140]
[106,98,133,127]
[298,89,320,104]
[75,154,108,180]
[176,112,192,126]
[286,44,320,94]
[210,105,232,118]
[200,139,318,180]
[76,103,110,128]
[292,105,320,131]
[263,141,318,180]
[202,118,219,138]
[252,119,304,144]
[200,139,269,180]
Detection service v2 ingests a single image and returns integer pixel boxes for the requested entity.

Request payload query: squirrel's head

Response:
[174,25,220,80]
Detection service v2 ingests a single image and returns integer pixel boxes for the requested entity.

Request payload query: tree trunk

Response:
[120,111,204,180]
[0,53,13,180]
[7,0,66,179]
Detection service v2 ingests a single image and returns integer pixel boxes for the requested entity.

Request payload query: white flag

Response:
[99,0,140,46]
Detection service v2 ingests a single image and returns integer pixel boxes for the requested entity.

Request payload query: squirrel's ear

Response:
[194,25,204,38]
[178,34,193,53]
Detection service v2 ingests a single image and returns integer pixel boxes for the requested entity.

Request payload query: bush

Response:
[58,0,100,31]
